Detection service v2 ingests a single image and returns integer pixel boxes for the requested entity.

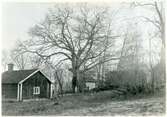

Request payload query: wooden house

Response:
[85,77,96,90]
[2,64,53,101]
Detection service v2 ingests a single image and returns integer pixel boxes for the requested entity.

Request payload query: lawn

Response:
[2,90,166,116]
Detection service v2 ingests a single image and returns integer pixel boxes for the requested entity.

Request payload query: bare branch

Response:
[83,57,119,72]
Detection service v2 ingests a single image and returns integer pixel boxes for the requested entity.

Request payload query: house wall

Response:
[86,82,96,90]
[2,84,17,99]
[22,72,51,99]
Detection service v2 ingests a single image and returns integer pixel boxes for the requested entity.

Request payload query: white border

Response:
[0,0,166,116]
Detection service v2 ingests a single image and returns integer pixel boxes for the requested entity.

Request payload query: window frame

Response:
[33,86,40,95]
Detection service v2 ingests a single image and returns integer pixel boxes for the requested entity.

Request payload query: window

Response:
[33,86,40,95]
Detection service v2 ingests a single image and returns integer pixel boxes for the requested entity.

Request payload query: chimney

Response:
[8,63,14,71]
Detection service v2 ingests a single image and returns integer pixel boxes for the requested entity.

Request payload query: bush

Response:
[102,70,149,95]
[91,85,119,92]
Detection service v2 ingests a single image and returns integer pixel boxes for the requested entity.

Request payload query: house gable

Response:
[22,71,51,99]
[19,70,52,84]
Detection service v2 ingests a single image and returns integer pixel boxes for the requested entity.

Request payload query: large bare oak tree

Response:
[18,4,118,93]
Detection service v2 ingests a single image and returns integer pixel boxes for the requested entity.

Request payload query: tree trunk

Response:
[59,83,63,97]
[72,75,77,93]
[77,69,82,92]
[160,1,165,83]
[54,71,63,96]
[160,45,165,80]
[72,67,82,93]
[72,68,85,93]
[151,68,155,93]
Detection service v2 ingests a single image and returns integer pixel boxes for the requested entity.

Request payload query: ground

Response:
[2,90,166,116]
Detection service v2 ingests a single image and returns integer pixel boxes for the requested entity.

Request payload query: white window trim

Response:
[33,86,40,95]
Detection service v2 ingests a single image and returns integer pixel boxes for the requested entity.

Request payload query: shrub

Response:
[103,70,149,94]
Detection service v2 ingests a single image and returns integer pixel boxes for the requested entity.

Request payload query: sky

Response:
[1,2,143,50]
[2,3,53,51]
[1,2,121,51]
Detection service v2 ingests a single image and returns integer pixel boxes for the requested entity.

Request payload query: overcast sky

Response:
[2,3,54,51]
[1,2,122,51]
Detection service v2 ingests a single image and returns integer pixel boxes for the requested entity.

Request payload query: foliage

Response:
[103,69,148,94]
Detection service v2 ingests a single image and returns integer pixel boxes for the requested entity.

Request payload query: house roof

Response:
[2,69,38,84]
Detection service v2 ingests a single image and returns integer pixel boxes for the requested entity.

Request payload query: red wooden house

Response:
[2,64,53,101]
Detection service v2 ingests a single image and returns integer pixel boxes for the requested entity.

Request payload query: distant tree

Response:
[116,22,149,93]
[118,23,142,71]
[10,40,43,70]
[1,50,11,71]
[10,50,27,70]
[132,1,165,81]
[51,64,64,96]
[1,47,28,71]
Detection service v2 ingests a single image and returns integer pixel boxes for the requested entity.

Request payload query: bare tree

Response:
[18,4,118,93]
[118,25,142,71]
[10,51,27,70]
[132,1,165,79]
[1,46,28,70]
[10,40,43,70]
[1,50,11,71]
[54,69,64,96]
[148,35,155,92]
[117,22,147,93]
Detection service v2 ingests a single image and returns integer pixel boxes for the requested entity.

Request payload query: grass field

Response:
[2,90,166,116]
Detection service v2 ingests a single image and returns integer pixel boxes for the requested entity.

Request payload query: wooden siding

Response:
[22,72,51,99]
[2,84,17,99]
